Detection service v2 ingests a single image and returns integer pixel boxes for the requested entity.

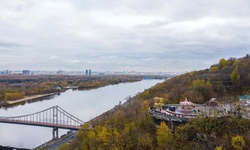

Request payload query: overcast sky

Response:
[0,0,249,72]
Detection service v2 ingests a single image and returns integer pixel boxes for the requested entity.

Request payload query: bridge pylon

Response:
[0,105,87,140]
[53,127,59,139]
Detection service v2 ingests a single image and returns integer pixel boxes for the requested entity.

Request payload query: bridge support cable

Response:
[0,106,89,139]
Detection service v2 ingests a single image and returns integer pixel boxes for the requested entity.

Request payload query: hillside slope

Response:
[141,54,250,104]
[65,55,250,150]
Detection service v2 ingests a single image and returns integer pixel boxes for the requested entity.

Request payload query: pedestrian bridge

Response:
[0,106,90,139]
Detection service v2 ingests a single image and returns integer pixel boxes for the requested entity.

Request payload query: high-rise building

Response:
[23,70,31,75]
[86,69,88,75]
[89,69,91,75]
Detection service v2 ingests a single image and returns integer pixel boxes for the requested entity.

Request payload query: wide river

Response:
[0,79,163,149]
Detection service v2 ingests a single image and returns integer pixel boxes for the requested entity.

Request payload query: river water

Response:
[0,79,163,149]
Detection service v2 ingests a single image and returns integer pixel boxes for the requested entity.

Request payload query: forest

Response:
[60,54,250,150]
[0,75,141,101]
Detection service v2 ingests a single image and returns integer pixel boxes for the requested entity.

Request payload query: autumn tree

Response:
[58,143,69,150]
[215,145,223,150]
[157,122,173,150]
[210,66,219,72]
[230,65,241,88]
[97,126,110,147]
[231,135,245,150]
[191,79,213,102]
[76,123,97,150]
[219,58,229,69]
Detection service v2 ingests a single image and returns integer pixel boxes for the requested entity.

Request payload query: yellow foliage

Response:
[191,79,206,87]
[142,100,150,113]
[154,97,164,107]
[219,58,229,68]
[97,126,110,146]
[231,135,245,150]
[157,122,173,148]
[230,65,241,87]
[4,92,25,101]
[215,145,223,150]
[210,66,219,72]
[57,143,69,150]
[124,122,136,134]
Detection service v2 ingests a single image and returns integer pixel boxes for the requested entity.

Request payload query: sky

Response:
[0,0,249,72]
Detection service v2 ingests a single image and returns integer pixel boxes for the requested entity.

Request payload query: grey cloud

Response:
[0,41,23,48]
[0,0,250,72]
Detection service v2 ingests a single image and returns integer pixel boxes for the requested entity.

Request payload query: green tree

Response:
[231,135,245,150]
[157,122,173,150]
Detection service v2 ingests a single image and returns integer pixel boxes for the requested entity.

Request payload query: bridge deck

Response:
[0,106,88,130]
[0,118,81,130]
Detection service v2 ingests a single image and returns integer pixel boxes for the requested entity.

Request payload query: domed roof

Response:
[180,98,193,105]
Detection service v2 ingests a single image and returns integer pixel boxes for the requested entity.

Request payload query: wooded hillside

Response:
[141,54,250,104]
[65,55,250,150]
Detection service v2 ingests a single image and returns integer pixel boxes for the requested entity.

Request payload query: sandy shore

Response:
[6,93,54,105]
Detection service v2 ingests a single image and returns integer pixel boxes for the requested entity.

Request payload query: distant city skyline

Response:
[0,69,183,74]
[0,1,250,72]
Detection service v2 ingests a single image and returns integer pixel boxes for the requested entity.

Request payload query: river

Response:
[0,79,163,149]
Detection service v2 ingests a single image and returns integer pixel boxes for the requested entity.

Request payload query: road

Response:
[34,131,77,150]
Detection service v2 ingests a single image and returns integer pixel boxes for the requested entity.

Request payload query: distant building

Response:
[57,70,64,75]
[3,70,11,74]
[23,70,31,75]
[85,69,91,75]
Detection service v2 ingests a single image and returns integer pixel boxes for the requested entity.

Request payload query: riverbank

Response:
[5,93,55,105]
[0,79,162,149]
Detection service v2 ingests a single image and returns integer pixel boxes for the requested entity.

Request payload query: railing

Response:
[0,106,85,130]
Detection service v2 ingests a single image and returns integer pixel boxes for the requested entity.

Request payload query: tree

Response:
[142,100,150,113]
[157,122,173,149]
[231,135,245,150]
[230,65,241,87]
[215,146,223,150]
[97,126,110,146]
[191,79,206,87]
[219,58,229,69]
[233,59,240,66]
[210,66,219,72]
[191,79,213,102]
[57,143,69,150]
[77,124,97,150]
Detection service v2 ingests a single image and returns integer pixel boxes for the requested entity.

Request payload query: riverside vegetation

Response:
[61,54,250,150]
[0,75,141,102]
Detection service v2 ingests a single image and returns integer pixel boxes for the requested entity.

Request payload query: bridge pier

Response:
[52,127,59,139]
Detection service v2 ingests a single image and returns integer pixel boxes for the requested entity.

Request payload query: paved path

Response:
[7,93,54,105]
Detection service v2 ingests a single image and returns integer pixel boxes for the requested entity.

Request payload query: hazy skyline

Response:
[0,0,249,72]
